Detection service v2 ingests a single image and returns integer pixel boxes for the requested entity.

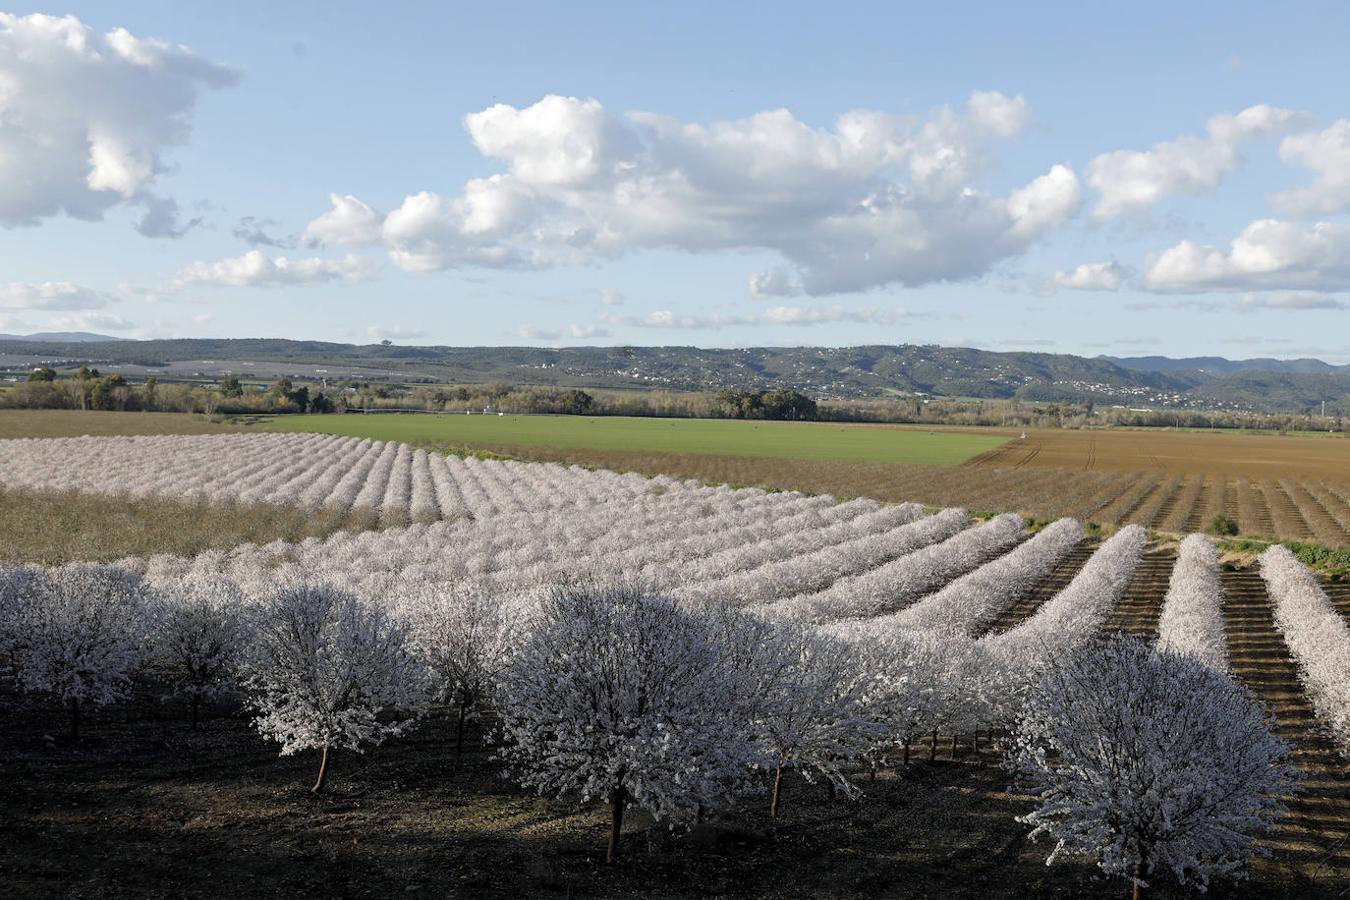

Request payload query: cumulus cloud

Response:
[174,250,378,288]
[0,281,109,310]
[1048,261,1126,292]
[748,268,803,298]
[598,288,625,306]
[0,13,237,229]
[1145,219,1350,293]
[1088,105,1307,220]
[303,193,382,247]
[332,92,1077,294]
[603,305,908,330]
[366,325,427,340]
[1273,121,1350,215]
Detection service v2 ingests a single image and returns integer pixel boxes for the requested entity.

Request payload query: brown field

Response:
[966,427,1350,479]
[392,441,1350,548]
[4,543,1349,898]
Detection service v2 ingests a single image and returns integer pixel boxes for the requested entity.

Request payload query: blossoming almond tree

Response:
[495,583,755,863]
[148,574,255,728]
[10,564,152,741]
[752,623,879,815]
[401,584,525,763]
[246,582,429,793]
[1011,636,1294,898]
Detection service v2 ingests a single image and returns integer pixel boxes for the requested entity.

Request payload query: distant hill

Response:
[1105,355,1344,375]
[0,332,128,343]
[0,336,1346,414]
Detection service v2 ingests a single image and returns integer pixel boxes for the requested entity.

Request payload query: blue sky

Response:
[3,2,1350,360]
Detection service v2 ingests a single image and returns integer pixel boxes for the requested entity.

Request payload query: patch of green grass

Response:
[1218,536,1350,582]
[259,413,1009,466]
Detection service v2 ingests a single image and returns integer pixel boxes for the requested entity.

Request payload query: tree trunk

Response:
[903,738,910,767]
[695,803,704,825]
[607,782,627,864]
[70,697,80,743]
[1132,852,1147,900]
[929,730,937,762]
[869,763,877,783]
[312,745,331,794]
[191,694,201,730]
[770,763,785,818]
[455,701,467,767]
[972,729,980,752]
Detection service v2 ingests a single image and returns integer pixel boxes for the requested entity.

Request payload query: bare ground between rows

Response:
[1221,568,1350,885]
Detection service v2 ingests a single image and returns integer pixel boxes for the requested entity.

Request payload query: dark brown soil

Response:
[0,668,1339,900]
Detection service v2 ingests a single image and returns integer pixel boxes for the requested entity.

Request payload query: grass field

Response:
[0,410,239,440]
[260,413,1010,466]
[0,485,375,565]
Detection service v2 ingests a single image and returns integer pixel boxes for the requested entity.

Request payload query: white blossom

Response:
[1155,534,1227,671]
[147,574,255,726]
[495,583,756,861]
[1011,635,1293,893]
[1261,544,1350,754]
[9,564,152,739]
[245,581,429,791]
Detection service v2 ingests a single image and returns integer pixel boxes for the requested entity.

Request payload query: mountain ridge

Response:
[1,337,1346,413]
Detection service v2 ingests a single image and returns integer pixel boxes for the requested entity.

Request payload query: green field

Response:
[261,413,1010,465]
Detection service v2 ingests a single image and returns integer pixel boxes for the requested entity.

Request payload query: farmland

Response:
[262,414,1350,546]
[260,412,1011,466]
[4,424,1350,898]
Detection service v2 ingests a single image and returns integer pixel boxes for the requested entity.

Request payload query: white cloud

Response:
[1088,104,1307,220]
[515,323,613,341]
[748,268,802,298]
[1145,219,1350,292]
[303,194,382,247]
[350,92,1077,294]
[0,13,237,229]
[515,324,562,340]
[0,281,109,310]
[0,314,28,332]
[174,250,378,288]
[46,312,134,332]
[603,305,908,330]
[598,288,625,306]
[1236,292,1346,310]
[1048,261,1126,292]
[1272,121,1350,215]
[366,325,427,340]
[1125,292,1346,313]
[1006,164,1082,238]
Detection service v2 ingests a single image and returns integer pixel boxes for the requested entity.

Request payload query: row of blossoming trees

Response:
[2,521,1324,895]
